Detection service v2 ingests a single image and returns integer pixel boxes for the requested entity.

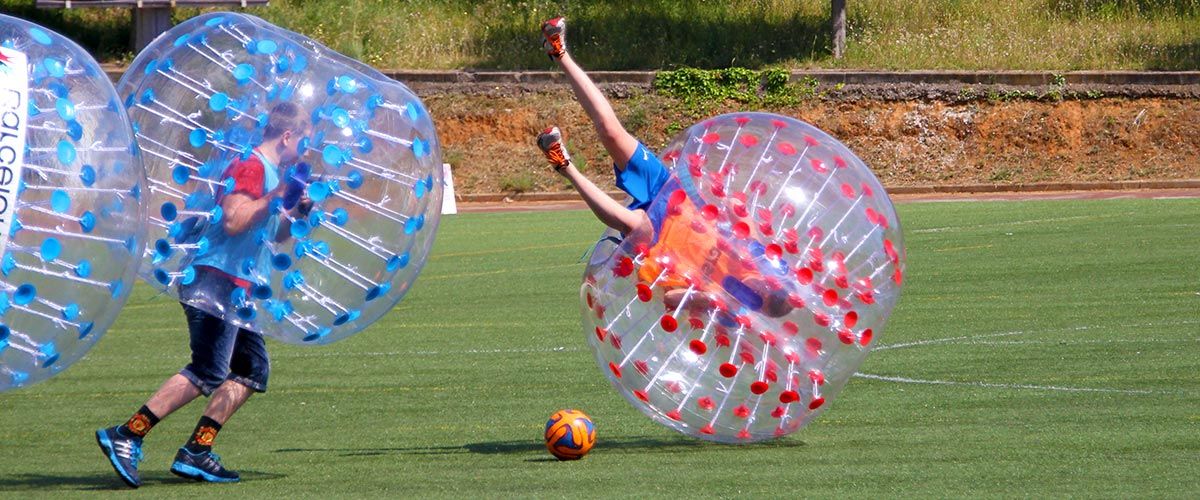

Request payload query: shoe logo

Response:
[194,426,218,447]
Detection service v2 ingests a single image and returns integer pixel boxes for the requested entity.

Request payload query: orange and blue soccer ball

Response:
[544,409,596,460]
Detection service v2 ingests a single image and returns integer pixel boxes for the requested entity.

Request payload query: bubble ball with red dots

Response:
[580,112,905,443]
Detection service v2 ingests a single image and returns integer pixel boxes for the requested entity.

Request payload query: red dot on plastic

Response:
[751,381,770,394]
[609,362,622,379]
[841,183,856,198]
[884,239,899,263]
[795,267,814,285]
[660,315,678,332]
[610,334,622,349]
[893,268,904,285]
[810,158,828,174]
[739,134,759,148]
[668,188,687,208]
[594,327,607,342]
[697,396,715,411]
[771,119,789,129]
[777,142,797,156]
[770,406,786,418]
[719,363,738,378]
[779,391,799,406]
[782,321,800,336]
[733,405,751,418]
[734,116,751,126]
[759,332,778,346]
[809,397,826,410]
[700,424,715,435]
[613,257,634,277]
[808,370,826,385]
[813,312,831,327]
[714,331,731,348]
[689,339,707,355]
[806,337,823,353]
[703,132,721,144]
[838,328,855,344]
[688,317,705,329]
[636,283,653,302]
[739,351,756,365]
[807,226,824,241]
[834,156,848,168]
[844,311,859,328]
[765,244,783,261]
[585,293,594,309]
[634,360,650,376]
[860,329,874,346]
[786,293,805,310]
[862,183,874,197]
[823,289,839,307]
[804,135,819,147]
[666,381,683,393]
[634,390,649,402]
[834,275,849,289]
[666,409,683,421]
[857,291,876,304]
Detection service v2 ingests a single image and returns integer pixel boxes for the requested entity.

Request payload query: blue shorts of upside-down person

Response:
[614,142,689,240]
[613,141,789,323]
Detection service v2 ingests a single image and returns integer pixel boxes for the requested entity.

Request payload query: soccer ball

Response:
[544,409,596,460]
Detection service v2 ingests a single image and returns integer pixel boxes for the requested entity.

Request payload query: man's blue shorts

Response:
[177,267,270,395]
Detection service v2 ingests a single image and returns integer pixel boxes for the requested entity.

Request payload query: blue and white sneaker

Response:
[170,448,240,483]
[95,426,143,488]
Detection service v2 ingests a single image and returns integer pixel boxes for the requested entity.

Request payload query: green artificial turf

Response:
[1,197,1197,497]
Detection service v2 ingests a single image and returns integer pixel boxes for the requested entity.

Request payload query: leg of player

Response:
[537,126,648,235]
[542,17,640,170]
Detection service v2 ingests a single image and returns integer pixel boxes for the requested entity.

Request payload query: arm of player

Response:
[221,184,284,236]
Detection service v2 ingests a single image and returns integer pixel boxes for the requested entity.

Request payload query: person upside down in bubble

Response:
[96,102,312,488]
[535,17,792,319]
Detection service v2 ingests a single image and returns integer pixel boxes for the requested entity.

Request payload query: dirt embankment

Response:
[414,82,1200,195]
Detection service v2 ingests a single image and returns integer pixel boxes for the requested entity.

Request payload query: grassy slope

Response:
[0,197,1198,497]
[1,0,1197,70]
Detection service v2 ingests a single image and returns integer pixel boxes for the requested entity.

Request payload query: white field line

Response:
[874,319,1200,351]
[274,346,583,359]
[910,212,1133,234]
[853,373,1166,395]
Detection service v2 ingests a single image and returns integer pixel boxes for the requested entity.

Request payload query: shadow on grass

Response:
[470,8,830,70]
[275,435,806,458]
[1119,40,1200,70]
[0,470,286,492]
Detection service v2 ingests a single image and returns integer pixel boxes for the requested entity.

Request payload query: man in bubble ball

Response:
[536,17,793,320]
[96,102,312,487]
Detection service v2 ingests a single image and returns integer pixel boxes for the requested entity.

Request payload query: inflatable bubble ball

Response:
[0,15,147,392]
[117,13,442,345]
[580,112,905,443]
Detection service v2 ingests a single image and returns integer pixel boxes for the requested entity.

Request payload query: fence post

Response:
[132,6,172,51]
[832,0,847,59]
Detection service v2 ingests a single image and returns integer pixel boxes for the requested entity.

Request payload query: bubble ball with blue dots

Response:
[0,15,147,392]
[118,13,442,345]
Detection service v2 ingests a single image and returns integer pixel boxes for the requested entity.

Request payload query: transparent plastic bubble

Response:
[118,13,442,345]
[0,15,147,392]
[580,113,905,442]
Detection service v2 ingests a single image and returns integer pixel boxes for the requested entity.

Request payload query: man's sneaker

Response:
[542,17,567,58]
[170,448,241,483]
[537,127,572,171]
[95,426,143,488]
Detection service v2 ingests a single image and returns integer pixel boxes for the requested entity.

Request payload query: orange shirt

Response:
[637,202,756,289]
